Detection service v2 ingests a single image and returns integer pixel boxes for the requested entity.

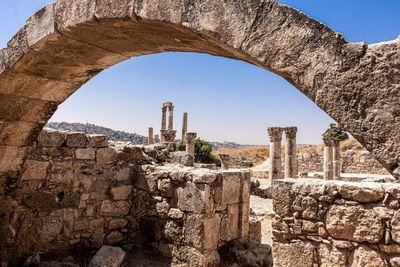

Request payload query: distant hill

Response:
[46,122,148,144]
[46,122,250,149]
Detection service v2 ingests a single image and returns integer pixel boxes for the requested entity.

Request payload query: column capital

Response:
[268,127,284,142]
[161,129,176,143]
[185,132,197,144]
[323,136,336,147]
[284,127,297,139]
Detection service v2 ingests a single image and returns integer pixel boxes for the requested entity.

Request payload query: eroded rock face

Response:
[350,246,386,267]
[326,205,384,243]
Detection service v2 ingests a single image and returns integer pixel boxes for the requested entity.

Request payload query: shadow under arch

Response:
[0,1,399,178]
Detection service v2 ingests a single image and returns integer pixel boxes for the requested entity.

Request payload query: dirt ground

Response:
[250,195,273,245]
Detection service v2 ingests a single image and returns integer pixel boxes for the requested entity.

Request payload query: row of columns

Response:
[268,127,298,180]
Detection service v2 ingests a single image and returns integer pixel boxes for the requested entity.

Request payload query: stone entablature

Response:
[272,178,400,267]
[3,130,260,266]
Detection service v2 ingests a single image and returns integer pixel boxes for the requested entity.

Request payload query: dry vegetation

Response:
[214,139,366,166]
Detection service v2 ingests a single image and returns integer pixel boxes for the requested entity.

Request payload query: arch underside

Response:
[0,0,399,179]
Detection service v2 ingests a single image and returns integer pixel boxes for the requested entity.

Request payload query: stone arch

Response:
[0,0,399,181]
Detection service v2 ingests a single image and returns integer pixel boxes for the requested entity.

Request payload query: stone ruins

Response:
[0,0,399,266]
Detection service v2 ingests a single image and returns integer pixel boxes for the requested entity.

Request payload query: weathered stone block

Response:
[111,185,133,200]
[164,220,182,242]
[221,172,241,205]
[318,243,347,267]
[273,181,295,217]
[168,208,184,220]
[96,147,117,165]
[350,246,386,267]
[249,214,262,242]
[100,200,130,217]
[158,178,174,197]
[75,147,95,160]
[273,241,315,267]
[184,214,205,249]
[65,132,88,147]
[108,218,128,230]
[326,205,384,243]
[88,134,108,147]
[177,182,212,214]
[338,183,384,203]
[88,245,126,267]
[114,167,131,181]
[204,215,221,251]
[391,210,400,244]
[220,204,240,242]
[105,231,125,245]
[21,159,49,181]
[37,131,65,147]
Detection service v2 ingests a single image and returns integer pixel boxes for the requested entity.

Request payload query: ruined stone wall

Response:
[272,178,400,267]
[297,151,389,175]
[3,130,253,266]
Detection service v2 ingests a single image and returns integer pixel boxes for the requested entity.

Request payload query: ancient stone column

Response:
[154,134,160,144]
[160,104,168,142]
[182,112,188,140]
[333,140,341,179]
[268,127,283,180]
[185,132,197,160]
[148,127,154,145]
[219,154,230,170]
[168,103,174,130]
[284,127,298,178]
[323,137,334,180]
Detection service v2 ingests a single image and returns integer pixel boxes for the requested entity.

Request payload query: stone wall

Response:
[2,130,260,266]
[297,150,389,175]
[272,178,400,267]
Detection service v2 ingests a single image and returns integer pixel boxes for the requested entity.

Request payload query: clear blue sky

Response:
[1,1,399,144]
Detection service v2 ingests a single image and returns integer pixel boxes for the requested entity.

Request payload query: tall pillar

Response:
[182,112,188,140]
[148,127,154,145]
[268,127,283,180]
[168,103,174,130]
[154,134,160,144]
[160,104,168,142]
[323,137,334,180]
[333,140,341,179]
[284,127,298,178]
[185,132,197,161]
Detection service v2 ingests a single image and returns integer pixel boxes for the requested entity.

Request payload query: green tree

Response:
[195,138,214,164]
[177,140,186,151]
[322,123,349,141]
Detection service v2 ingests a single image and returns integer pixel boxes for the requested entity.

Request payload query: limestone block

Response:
[391,210,400,244]
[302,196,318,220]
[88,134,108,148]
[249,214,262,242]
[21,160,49,181]
[105,231,125,245]
[177,182,212,214]
[184,214,205,249]
[168,208,184,220]
[318,243,347,267]
[156,200,170,215]
[273,241,315,267]
[88,246,126,267]
[74,219,89,231]
[117,146,143,162]
[241,171,251,203]
[96,147,117,165]
[220,204,240,242]
[40,214,63,243]
[134,174,158,192]
[108,218,128,230]
[100,200,130,217]
[391,257,400,267]
[272,181,295,217]
[75,147,95,160]
[37,130,65,147]
[379,244,400,254]
[65,132,88,147]
[221,172,241,205]
[111,185,133,200]
[240,201,250,238]
[338,183,384,203]
[158,178,174,197]
[90,219,105,229]
[326,205,384,243]
[350,246,386,267]
[114,167,131,181]
[204,215,221,251]
[163,220,182,241]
